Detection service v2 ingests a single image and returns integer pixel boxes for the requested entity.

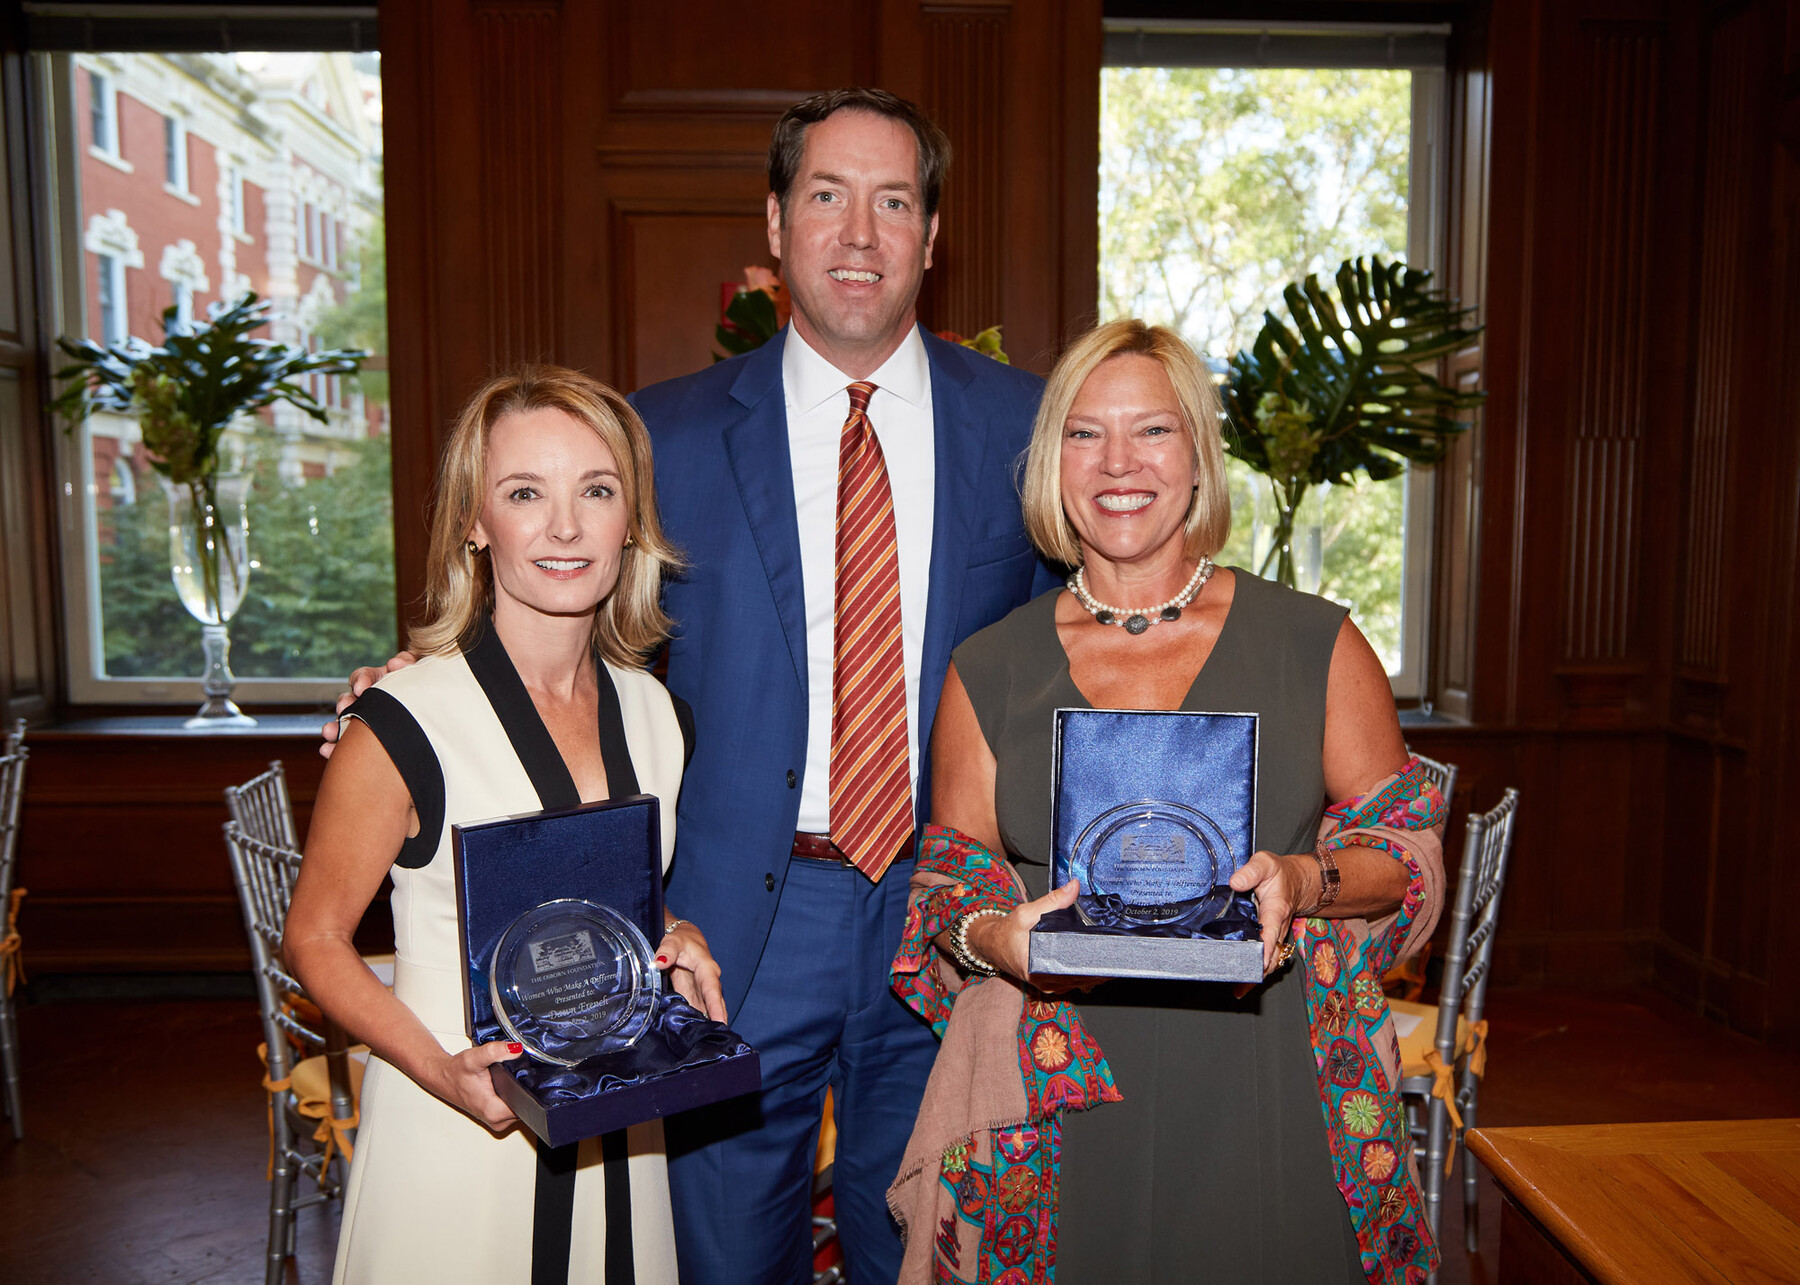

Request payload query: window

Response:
[38,50,395,704]
[1099,21,1447,699]
[96,252,125,345]
[227,164,247,235]
[162,112,188,192]
[88,69,113,153]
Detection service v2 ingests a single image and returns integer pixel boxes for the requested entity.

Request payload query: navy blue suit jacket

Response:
[631,325,1051,1017]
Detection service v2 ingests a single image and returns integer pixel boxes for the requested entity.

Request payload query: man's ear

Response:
[923,211,939,270]
[766,192,784,261]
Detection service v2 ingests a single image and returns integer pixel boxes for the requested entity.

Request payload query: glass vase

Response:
[164,473,256,727]
[1250,478,1326,594]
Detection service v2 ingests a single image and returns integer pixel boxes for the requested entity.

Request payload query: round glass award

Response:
[1070,800,1234,926]
[489,899,661,1066]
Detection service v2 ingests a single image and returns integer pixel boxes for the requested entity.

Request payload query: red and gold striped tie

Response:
[829,381,912,882]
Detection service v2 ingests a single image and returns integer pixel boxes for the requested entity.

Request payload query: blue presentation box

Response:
[453,796,761,1148]
[1027,709,1266,984]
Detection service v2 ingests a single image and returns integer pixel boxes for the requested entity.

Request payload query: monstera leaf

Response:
[1222,257,1484,488]
[51,292,365,484]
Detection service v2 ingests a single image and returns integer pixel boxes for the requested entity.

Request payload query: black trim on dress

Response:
[463,618,638,1285]
[342,688,444,870]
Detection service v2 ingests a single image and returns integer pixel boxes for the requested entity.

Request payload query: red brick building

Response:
[72,52,383,500]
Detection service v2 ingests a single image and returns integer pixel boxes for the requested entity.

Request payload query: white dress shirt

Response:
[783,325,935,834]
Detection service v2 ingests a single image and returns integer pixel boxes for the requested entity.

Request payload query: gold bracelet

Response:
[950,907,1008,977]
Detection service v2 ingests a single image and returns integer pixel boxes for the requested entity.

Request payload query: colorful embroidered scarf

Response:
[1303,756,1448,1284]
[889,825,1120,1285]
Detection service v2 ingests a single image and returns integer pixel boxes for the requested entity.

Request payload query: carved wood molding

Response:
[1562,26,1661,670]
[1681,10,1758,676]
[475,2,564,366]
[920,6,1008,336]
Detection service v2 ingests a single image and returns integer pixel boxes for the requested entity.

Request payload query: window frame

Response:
[1100,22,1452,704]
[37,51,385,708]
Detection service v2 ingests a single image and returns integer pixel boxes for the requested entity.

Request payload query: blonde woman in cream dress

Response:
[286,368,726,1285]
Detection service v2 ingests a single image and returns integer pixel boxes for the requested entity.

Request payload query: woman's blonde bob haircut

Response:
[1021,319,1231,568]
[410,366,683,668]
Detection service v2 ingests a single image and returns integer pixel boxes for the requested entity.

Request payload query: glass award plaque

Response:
[1069,801,1235,927]
[489,899,661,1067]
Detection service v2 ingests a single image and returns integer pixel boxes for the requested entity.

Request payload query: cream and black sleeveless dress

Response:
[331,622,687,1285]
[952,572,1365,1283]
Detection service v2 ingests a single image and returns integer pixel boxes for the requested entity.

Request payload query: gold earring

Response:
[466,539,481,556]
[623,535,635,549]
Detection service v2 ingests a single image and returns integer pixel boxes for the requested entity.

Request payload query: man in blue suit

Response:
[633,89,1051,1284]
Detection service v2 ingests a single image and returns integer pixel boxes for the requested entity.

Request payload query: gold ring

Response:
[1274,942,1295,967]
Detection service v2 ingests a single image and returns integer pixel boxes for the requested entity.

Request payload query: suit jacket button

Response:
[786,769,797,788]
[765,873,776,892]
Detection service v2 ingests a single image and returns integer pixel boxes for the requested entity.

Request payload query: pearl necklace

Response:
[1068,557,1215,635]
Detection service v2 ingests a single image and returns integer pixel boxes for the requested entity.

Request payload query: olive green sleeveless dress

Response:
[951,571,1364,1283]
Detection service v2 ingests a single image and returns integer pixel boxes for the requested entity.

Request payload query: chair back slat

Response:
[225,761,299,850]
[1408,750,1458,813]
[1429,787,1520,1063]
[0,727,29,909]
[223,822,326,1077]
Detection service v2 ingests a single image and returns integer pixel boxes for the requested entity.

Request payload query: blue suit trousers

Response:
[665,856,940,1285]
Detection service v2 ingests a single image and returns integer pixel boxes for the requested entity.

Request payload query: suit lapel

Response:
[921,329,987,707]
[722,332,809,697]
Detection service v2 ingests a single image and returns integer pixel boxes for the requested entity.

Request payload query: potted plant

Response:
[52,292,365,725]
[1222,256,1484,588]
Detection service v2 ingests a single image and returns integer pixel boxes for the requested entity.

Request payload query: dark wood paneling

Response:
[607,1,872,117]
[613,206,774,391]
[11,730,392,972]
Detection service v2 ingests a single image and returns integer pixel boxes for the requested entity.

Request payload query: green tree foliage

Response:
[314,217,389,403]
[98,435,396,681]
[1099,66,1415,666]
[1101,67,1411,356]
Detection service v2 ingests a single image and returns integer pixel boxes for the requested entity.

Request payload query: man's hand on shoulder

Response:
[318,651,419,759]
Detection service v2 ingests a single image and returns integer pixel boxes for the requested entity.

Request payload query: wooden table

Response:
[1467,1119,1800,1284]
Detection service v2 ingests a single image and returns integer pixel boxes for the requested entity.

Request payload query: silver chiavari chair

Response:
[1397,787,1521,1282]
[0,719,29,1140]
[224,820,363,1285]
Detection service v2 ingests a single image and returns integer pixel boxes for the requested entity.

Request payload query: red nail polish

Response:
[655,955,668,966]
[507,1042,522,1055]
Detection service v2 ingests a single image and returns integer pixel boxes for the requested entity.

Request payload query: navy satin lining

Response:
[510,992,747,1101]
[463,619,636,1285]
[1074,887,1261,940]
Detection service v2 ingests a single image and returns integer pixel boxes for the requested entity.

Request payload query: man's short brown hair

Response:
[768,87,952,220]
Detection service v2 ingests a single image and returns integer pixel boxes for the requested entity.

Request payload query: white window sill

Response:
[163,183,200,206]
[89,145,132,174]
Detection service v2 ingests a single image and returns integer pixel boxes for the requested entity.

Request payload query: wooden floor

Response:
[0,986,1796,1284]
